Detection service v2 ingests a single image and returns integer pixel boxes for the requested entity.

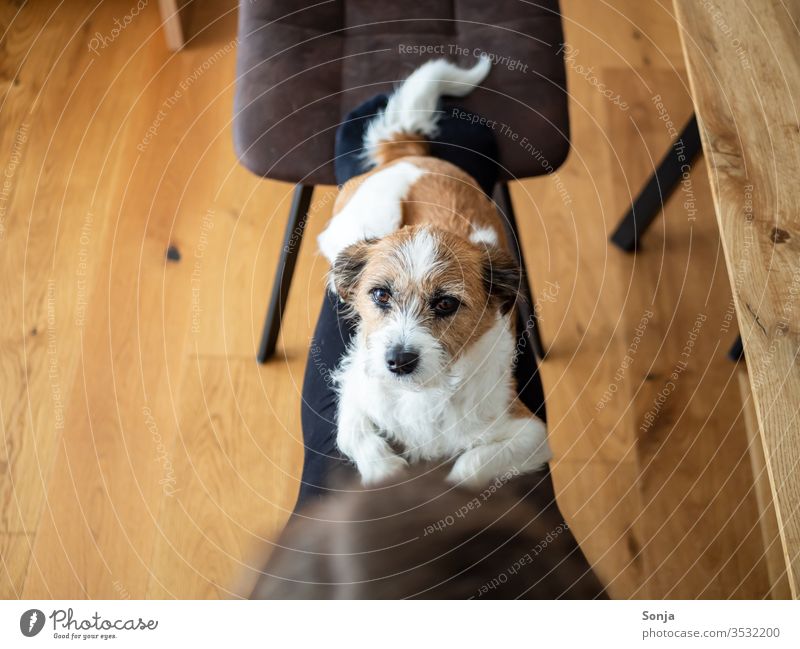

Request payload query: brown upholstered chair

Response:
[233,0,570,361]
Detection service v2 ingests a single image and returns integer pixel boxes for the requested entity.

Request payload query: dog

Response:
[317,58,551,487]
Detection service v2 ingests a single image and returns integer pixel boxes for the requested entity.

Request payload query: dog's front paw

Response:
[446,452,487,488]
[359,454,409,486]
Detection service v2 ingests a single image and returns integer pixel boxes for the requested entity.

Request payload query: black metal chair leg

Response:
[611,113,702,252]
[494,182,547,361]
[728,335,744,362]
[258,184,314,362]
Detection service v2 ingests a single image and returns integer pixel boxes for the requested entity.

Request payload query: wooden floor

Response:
[0,0,774,598]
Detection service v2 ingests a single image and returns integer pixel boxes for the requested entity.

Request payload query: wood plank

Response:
[158,0,185,51]
[603,66,769,600]
[145,357,302,598]
[0,532,33,597]
[551,458,647,598]
[738,369,793,599]
[0,0,129,596]
[20,0,241,598]
[674,0,800,597]
[513,46,652,596]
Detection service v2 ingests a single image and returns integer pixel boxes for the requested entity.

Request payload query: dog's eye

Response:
[432,296,460,316]
[370,287,392,308]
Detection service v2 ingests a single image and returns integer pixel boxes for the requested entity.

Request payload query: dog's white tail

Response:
[363,57,492,167]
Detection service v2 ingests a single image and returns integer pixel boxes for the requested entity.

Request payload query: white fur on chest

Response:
[336,315,519,462]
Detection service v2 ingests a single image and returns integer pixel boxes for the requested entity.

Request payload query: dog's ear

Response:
[482,246,522,315]
[331,239,375,302]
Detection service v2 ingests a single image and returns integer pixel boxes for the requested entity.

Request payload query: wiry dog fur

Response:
[318,58,551,487]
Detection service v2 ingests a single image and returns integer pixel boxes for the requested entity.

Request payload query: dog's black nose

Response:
[385,346,420,375]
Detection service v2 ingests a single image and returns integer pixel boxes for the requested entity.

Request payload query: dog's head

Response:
[331,226,521,384]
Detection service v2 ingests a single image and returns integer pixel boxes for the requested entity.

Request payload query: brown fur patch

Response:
[399,156,506,246]
[333,156,506,248]
[372,132,429,166]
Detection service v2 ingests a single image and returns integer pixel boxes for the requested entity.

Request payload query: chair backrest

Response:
[233,0,569,185]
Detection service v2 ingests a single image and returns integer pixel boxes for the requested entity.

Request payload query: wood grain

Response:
[738,369,792,599]
[158,0,185,51]
[674,0,800,597]
[0,0,779,598]
[602,65,769,599]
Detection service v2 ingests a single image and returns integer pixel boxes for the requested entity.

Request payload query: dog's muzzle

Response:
[385,345,420,375]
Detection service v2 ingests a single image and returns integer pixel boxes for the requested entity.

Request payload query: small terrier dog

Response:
[318,58,550,487]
